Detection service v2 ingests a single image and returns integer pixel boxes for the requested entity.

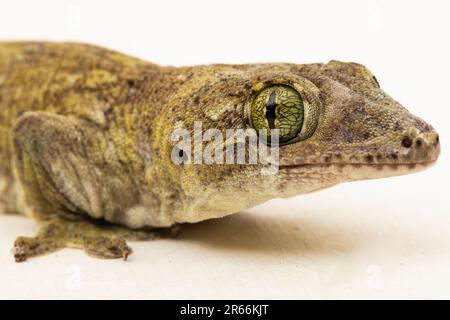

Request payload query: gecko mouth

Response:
[279,159,438,170]
[278,160,437,180]
[278,128,440,173]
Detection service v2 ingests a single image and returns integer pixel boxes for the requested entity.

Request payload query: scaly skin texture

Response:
[0,42,440,261]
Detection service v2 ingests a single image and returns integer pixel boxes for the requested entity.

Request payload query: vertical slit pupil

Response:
[266,92,277,129]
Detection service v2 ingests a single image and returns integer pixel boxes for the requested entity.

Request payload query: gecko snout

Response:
[399,130,440,164]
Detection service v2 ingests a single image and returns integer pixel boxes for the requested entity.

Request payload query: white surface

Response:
[0,0,449,299]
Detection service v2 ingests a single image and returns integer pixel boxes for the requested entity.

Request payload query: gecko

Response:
[0,42,440,262]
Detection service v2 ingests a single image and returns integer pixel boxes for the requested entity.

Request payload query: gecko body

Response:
[0,42,440,261]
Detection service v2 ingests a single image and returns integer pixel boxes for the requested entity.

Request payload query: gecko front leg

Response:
[11,111,176,262]
[13,217,132,262]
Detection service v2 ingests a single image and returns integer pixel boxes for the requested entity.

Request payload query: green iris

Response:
[250,85,304,144]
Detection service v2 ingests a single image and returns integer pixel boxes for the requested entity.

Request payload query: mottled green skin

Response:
[0,42,440,261]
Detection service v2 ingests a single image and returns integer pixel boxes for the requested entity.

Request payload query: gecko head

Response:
[158,61,440,220]
[268,60,441,196]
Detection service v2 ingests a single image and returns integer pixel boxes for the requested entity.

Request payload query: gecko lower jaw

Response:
[278,160,438,180]
[274,160,437,194]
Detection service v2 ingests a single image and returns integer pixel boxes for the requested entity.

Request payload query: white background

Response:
[0,0,449,299]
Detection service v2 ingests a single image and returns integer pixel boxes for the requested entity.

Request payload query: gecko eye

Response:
[251,85,303,144]
[250,85,318,145]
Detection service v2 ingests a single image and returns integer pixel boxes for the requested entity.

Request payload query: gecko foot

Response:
[12,217,180,262]
[83,236,132,260]
[13,236,63,262]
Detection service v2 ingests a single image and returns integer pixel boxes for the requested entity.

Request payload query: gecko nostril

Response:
[415,139,422,147]
[401,136,413,148]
